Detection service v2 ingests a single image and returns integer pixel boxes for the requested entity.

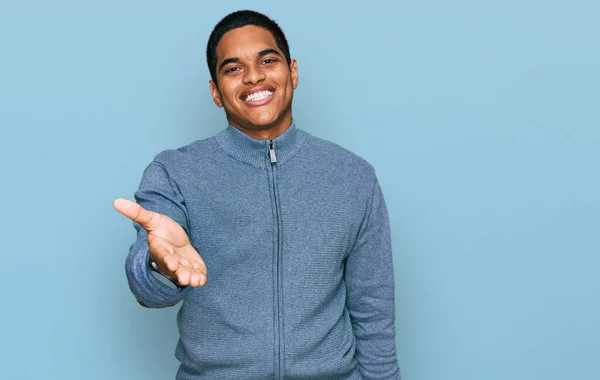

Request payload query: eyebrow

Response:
[218,48,283,71]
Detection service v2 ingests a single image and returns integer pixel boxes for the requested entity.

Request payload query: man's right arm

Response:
[122,160,197,308]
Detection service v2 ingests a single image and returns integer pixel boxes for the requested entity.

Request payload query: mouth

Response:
[241,86,275,106]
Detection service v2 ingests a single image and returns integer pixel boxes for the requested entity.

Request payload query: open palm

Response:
[114,198,206,287]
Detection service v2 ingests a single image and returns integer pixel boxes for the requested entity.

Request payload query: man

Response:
[114,9,400,379]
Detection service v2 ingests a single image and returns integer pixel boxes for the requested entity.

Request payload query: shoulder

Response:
[302,132,378,183]
[150,136,217,168]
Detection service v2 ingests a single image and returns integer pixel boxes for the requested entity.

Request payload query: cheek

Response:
[218,82,238,105]
[279,75,294,94]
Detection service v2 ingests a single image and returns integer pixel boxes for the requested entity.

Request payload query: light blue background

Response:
[1,0,598,379]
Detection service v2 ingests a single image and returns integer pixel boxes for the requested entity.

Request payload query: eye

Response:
[262,58,277,64]
[225,66,240,73]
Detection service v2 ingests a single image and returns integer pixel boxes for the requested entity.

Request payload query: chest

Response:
[178,162,367,275]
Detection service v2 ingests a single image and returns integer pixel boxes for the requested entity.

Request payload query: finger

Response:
[175,267,192,287]
[189,264,207,287]
[113,198,159,230]
[182,246,207,274]
[178,251,206,275]
[179,257,206,287]
[198,271,207,287]
[150,242,179,275]
[173,264,206,288]
[192,258,207,284]
[163,253,180,274]
[189,272,200,287]
[189,270,207,288]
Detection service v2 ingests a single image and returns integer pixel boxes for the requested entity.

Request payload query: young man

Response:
[114,9,400,379]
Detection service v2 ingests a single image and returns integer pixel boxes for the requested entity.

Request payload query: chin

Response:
[247,114,280,129]
[227,106,290,132]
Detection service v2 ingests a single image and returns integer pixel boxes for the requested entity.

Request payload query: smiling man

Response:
[114,9,400,380]
[208,26,297,140]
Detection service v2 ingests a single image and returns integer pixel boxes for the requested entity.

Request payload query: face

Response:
[209,25,299,140]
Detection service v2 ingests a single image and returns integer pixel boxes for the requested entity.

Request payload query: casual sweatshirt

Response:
[125,120,400,379]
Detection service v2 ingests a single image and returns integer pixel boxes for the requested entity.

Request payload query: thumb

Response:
[113,198,157,230]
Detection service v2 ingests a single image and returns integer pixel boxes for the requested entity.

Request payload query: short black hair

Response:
[206,10,292,83]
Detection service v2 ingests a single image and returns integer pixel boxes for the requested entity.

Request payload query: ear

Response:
[290,59,299,89]
[209,80,223,107]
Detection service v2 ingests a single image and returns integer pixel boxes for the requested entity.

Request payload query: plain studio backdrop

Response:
[0,1,598,379]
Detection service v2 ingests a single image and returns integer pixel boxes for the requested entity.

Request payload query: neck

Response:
[229,117,293,141]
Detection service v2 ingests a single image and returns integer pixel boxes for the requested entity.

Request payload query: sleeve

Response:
[345,176,401,379]
[124,160,191,308]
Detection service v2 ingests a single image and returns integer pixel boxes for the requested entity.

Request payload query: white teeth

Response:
[245,90,273,102]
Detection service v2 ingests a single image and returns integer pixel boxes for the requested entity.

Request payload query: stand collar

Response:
[215,119,306,168]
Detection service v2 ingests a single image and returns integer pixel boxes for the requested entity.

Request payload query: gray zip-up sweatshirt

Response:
[125,121,400,379]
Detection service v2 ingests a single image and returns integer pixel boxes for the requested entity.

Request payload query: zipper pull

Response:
[269,141,277,163]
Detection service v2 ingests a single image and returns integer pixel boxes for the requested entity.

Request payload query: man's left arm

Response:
[345,176,401,379]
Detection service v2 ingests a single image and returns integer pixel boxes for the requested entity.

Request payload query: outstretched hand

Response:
[114,198,207,287]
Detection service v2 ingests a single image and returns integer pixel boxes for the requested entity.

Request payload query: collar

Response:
[215,119,306,168]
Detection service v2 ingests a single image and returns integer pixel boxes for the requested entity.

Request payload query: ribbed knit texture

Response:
[125,121,400,379]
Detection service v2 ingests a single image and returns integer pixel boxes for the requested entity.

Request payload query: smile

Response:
[244,90,274,102]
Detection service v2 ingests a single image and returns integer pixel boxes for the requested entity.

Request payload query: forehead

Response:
[216,25,280,60]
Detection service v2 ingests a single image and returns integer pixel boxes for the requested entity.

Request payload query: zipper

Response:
[268,140,283,378]
[269,141,277,163]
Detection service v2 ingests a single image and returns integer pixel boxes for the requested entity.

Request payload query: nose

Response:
[242,64,265,85]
